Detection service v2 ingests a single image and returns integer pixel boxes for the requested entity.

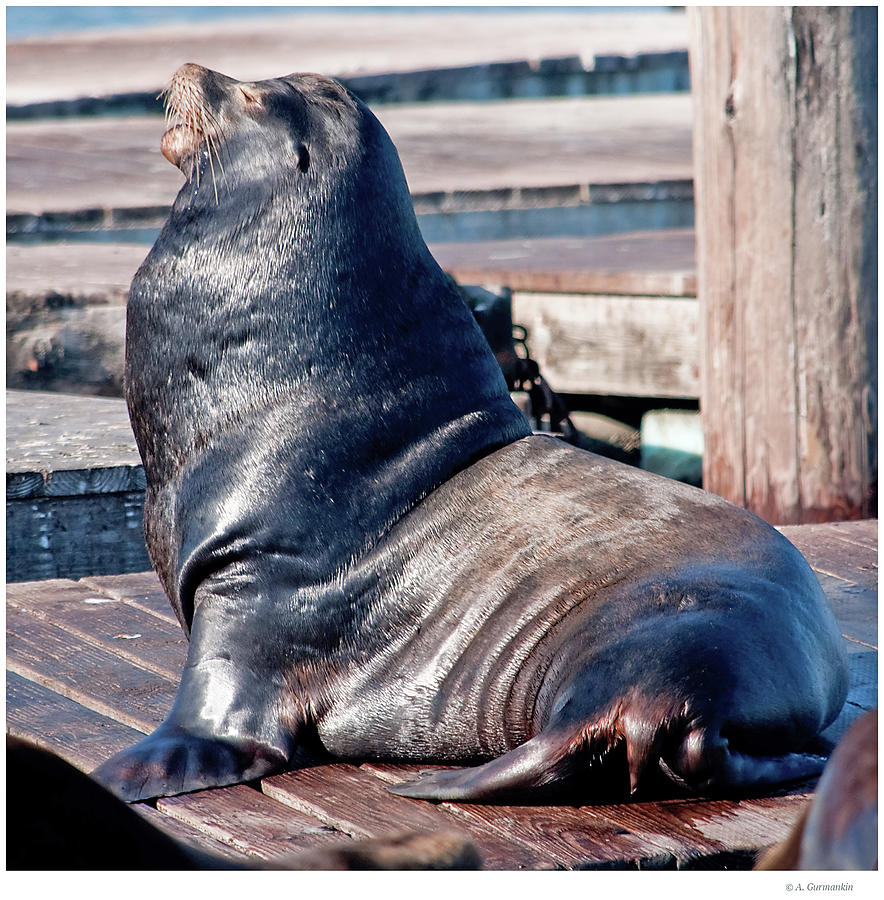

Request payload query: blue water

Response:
[6,5,665,40]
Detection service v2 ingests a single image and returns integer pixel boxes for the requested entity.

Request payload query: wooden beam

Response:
[512,291,699,398]
[690,7,877,523]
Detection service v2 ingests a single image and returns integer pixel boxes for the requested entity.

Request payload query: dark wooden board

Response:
[6,671,147,770]
[7,577,186,678]
[5,520,877,871]
[6,491,151,583]
[575,800,728,861]
[363,761,805,869]
[157,784,352,862]
[6,601,175,732]
[439,800,677,869]
[362,760,685,868]
[263,764,553,870]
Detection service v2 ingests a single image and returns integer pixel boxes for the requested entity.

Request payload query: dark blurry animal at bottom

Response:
[93,63,847,806]
[6,736,480,871]
[755,710,878,871]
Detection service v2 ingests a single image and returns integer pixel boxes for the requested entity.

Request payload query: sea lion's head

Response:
[159,62,406,219]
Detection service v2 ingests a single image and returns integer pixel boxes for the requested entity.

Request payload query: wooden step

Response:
[6,93,692,219]
[6,9,689,107]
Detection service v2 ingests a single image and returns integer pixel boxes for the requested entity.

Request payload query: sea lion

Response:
[755,709,878,871]
[93,63,848,805]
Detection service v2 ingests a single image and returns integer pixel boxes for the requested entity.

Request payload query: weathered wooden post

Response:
[689,6,877,524]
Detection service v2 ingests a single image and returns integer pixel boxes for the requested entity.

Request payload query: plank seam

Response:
[810,564,874,586]
[842,634,878,652]
[5,661,154,735]
[6,594,182,681]
[79,575,180,626]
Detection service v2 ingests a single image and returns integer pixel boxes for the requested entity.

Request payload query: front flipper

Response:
[92,723,289,802]
[93,586,304,802]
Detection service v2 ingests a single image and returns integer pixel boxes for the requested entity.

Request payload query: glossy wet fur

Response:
[93,64,847,804]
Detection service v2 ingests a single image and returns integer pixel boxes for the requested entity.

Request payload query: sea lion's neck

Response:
[127,177,530,600]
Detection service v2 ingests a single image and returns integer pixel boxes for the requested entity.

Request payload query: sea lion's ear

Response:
[239,86,263,108]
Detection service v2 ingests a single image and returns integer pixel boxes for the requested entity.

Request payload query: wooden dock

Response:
[6,9,689,107]
[6,520,876,870]
[5,94,692,218]
[7,230,697,403]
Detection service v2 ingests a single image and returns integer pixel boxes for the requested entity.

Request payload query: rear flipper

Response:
[388,730,584,802]
[388,719,829,804]
[662,724,827,793]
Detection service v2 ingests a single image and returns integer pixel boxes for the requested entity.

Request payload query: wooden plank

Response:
[691,7,876,524]
[7,491,150,583]
[6,232,696,305]
[6,10,690,106]
[780,521,878,651]
[157,784,353,862]
[658,794,812,852]
[81,570,177,623]
[511,291,699,398]
[364,762,795,868]
[781,519,879,551]
[132,804,252,865]
[817,650,876,746]
[811,573,877,651]
[5,389,139,486]
[6,675,247,866]
[576,800,729,862]
[6,92,691,213]
[262,763,552,870]
[843,651,878,712]
[439,801,678,869]
[821,519,878,549]
[431,230,696,298]
[780,525,878,590]
[7,577,186,678]
[6,601,174,733]
[6,671,146,771]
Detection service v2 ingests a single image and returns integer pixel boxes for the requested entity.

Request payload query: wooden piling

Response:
[690,6,877,523]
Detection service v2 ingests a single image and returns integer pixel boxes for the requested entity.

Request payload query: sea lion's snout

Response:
[161,63,210,170]
[161,63,268,178]
[161,124,194,168]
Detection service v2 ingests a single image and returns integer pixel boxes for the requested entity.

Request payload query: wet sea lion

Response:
[93,63,848,804]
